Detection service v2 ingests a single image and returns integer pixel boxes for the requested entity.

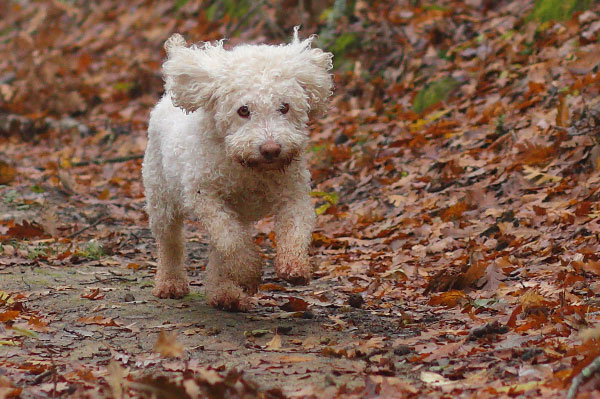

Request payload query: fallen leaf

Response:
[420,371,454,386]
[154,331,184,358]
[428,290,470,308]
[81,288,105,300]
[77,315,121,327]
[0,311,20,322]
[265,333,282,350]
[280,297,309,312]
[0,160,16,184]
[6,221,48,239]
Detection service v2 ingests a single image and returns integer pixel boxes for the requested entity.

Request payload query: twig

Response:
[68,217,107,239]
[21,275,31,290]
[567,354,600,399]
[32,370,52,385]
[72,154,144,167]
[81,276,137,285]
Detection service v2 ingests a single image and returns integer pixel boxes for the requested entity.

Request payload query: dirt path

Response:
[0,194,420,398]
[1,262,378,395]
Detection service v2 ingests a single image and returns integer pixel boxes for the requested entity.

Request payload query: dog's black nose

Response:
[260,140,281,160]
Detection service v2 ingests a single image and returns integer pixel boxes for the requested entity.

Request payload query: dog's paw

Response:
[153,278,190,299]
[207,283,255,312]
[276,257,311,286]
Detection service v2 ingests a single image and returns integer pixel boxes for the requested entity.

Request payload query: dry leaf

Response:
[154,331,184,358]
[428,290,470,308]
[280,297,309,312]
[0,160,16,185]
[77,315,121,327]
[106,361,127,399]
[265,333,282,351]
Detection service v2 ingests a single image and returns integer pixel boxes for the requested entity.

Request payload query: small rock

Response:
[393,344,413,356]
[302,310,314,319]
[334,133,349,145]
[123,293,135,302]
[348,294,364,308]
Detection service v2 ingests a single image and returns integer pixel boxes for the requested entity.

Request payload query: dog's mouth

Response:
[236,155,297,171]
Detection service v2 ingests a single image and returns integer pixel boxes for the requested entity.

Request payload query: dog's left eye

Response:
[237,106,250,118]
[278,103,289,115]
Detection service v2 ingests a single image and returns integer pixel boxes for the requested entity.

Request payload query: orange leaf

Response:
[556,93,569,127]
[97,187,110,200]
[0,310,20,322]
[575,201,592,217]
[456,254,488,288]
[441,202,468,222]
[428,290,470,308]
[6,221,47,239]
[77,315,120,327]
[81,288,105,300]
[280,297,309,312]
[28,316,48,331]
[259,283,287,292]
[0,160,16,185]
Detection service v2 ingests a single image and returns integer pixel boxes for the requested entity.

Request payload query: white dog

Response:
[142,29,333,311]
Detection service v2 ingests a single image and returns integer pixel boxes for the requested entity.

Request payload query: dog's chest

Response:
[221,173,281,220]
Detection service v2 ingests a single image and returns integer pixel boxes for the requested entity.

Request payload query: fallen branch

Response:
[81,276,137,285]
[68,217,108,239]
[72,154,144,167]
[567,354,600,399]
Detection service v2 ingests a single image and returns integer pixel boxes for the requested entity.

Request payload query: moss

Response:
[529,0,591,22]
[183,292,206,301]
[413,77,458,115]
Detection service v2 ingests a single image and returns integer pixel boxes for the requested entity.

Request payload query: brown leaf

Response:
[0,160,16,184]
[81,288,105,300]
[575,201,592,217]
[568,48,600,75]
[265,333,282,351]
[0,310,20,322]
[280,297,309,312]
[455,253,488,288]
[556,93,569,127]
[6,220,48,240]
[259,283,287,292]
[154,331,184,358]
[40,208,59,237]
[441,201,468,221]
[428,290,470,308]
[97,187,110,200]
[77,315,121,327]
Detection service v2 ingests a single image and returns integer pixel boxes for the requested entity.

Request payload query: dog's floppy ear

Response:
[289,28,334,118]
[162,34,221,113]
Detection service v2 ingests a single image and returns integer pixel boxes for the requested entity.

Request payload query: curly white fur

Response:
[142,29,333,311]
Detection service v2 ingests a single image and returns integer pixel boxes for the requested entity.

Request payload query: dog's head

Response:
[162,29,333,171]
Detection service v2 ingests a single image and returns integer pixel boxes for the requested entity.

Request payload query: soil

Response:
[0,195,422,398]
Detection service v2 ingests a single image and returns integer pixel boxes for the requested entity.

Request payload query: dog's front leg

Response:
[192,192,262,311]
[275,189,315,285]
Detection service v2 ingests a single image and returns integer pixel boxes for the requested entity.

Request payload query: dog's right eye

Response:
[237,106,250,118]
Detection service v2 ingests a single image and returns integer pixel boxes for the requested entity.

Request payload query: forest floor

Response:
[2,0,600,398]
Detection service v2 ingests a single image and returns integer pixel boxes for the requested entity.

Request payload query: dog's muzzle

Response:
[236,141,298,171]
